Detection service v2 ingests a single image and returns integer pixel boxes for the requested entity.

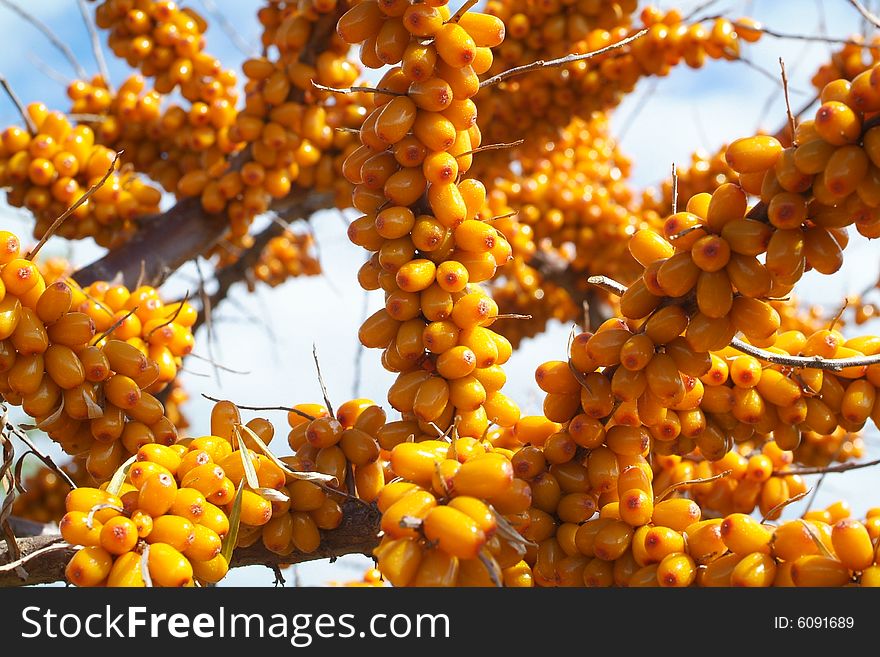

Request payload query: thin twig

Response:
[26,151,121,261]
[0,76,36,133]
[0,0,87,79]
[200,394,317,422]
[779,58,796,143]
[671,163,678,214]
[457,139,525,158]
[480,28,650,88]
[352,288,369,399]
[655,470,732,502]
[76,0,112,91]
[146,291,189,338]
[312,344,334,417]
[199,0,260,58]
[847,0,880,28]
[311,81,403,96]
[772,457,880,477]
[26,52,68,86]
[195,259,220,386]
[4,420,76,489]
[90,306,138,346]
[448,0,478,23]
[761,489,810,523]
[188,352,251,375]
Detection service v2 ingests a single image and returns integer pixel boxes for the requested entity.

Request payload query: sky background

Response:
[2,0,880,586]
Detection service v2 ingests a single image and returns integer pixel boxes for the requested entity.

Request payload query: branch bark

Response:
[0,500,380,587]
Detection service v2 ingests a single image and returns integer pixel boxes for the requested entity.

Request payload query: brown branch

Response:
[0,501,380,587]
[480,28,649,88]
[772,457,880,477]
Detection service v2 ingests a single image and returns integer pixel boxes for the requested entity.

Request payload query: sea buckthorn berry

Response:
[725,136,783,174]
[423,505,486,559]
[814,101,861,145]
[147,543,193,587]
[451,453,513,498]
[791,555,850,587]
[720,513,772,554]
[66,546,113,587]
[831,519,873,571]
[137,473,178,517]
[651,499,700,532]
[60,511,102,547]
[147,515,196,553]
[657,552,696,587]
[730,552,776,587]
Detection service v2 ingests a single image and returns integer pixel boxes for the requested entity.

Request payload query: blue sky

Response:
[2,0,880,585]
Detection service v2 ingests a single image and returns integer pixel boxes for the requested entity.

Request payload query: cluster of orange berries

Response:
[62,440,233,587]
[252,231,321,287]
[340,0,523,439]
[208,0,364,243]
[92,0,238,101]
[0,103,162,246]
[480,4,761,149]
[373,433,536,587]
[0,230,200,478]
[11,458,92,524]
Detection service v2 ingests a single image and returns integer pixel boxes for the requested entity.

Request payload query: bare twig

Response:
[352,289,369,399]
[0,0,87,78]
[457,139,525,158]
[847,0,880,28]
[0,76,37,133]
[671,163,678,214]
[26,52,68,86]
[779,58,797,143]
[480,28,650,88]
[188,352,251,375]
[655,470,732,502]
[311,81,403,96]
[91,306,139,345]
[76,0,111,91]
[199,0,260,58]
[312,344,334,417]
[27,151,122,261]
[200,394,318,422]
[772,457,880,477]
[761,489,810,523]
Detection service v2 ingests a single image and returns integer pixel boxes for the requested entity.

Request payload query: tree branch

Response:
[0,500,380,587]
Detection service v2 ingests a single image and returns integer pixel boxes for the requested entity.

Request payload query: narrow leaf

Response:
[106,454,138,496]
[221,480,245,564]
